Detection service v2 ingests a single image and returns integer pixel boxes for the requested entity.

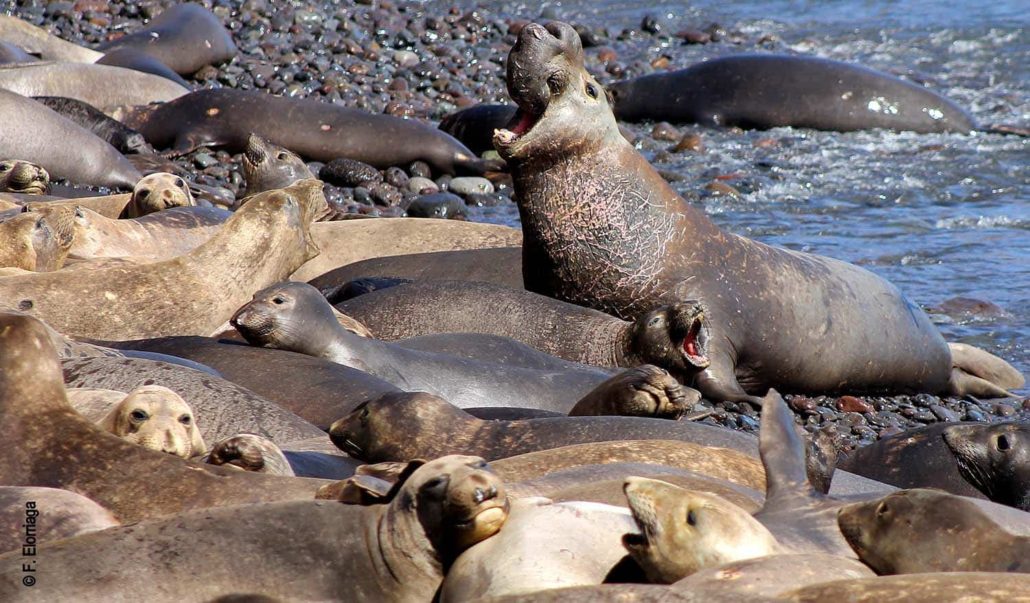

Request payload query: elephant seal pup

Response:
[0,487,118,553]
[328,391,754,464]
[233,282,691,416]
[0,159,49,194]
[443,499,640,601]
[0,62,189,109]
[295,220,520,282]
[607,54,975,133]
[205,433,294,476]
[122,172,196,218]
[97,385,206,459]
[119,88,501,174]
[104,336,398,431]
[0,456,507,603]
[32,96,151,154]
[838,488,1030,574]
[0,212,70,271]
[0,90,140,189]
[0,180,324,340]
[944,422,1030,510]
[96,4,237,75]
[313,247,523,294]
[0,16,102,63]
[0,313,327,523]
[495,22,1011,405]
[240,134,315,199]
[783,572,1030,603]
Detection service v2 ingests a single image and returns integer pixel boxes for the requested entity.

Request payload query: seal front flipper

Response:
[759,389,818,501]
[948,342,1024,394]
[694,355,766,408]
[567,364,698,418]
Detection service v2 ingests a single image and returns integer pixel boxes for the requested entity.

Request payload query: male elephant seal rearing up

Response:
[493,21,1021,406]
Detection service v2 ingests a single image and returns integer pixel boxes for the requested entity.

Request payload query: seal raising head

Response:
[125,172,195,218]
[630,302,712,374]
[97,385,207,459]
[943,422,1030,511]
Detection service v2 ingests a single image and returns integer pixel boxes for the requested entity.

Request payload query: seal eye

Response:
[0,164,9,172]
[647,316,663,328]
[277,152,289,161]
[875,502,889,517]
[686,509,697,526]
[179,415,192,426]
[136,188,151,198]
[272,296,286,305]
[74,207,86,219]
[174,178,185,188]
[421,476,449,498]
[994,434,1011,452]
[586,83,599,99]
[130,409,149,422]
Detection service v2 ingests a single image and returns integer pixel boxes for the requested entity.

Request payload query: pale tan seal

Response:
[0,159,49,194]
[122,172,196,218]
[98,385,207,459]
[0,62,188,109]
[23,193,133,218]
[0,211,70,271]
[0,486,118,553]
[0,179,325,340]
[0,16,102,62]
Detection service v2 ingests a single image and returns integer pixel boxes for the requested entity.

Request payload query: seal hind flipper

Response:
[759,389,818,501]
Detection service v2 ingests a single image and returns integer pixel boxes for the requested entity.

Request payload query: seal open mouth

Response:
[493,107,542,149]
[672,305,711,369]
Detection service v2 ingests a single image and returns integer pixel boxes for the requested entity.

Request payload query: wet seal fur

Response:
[494,22,1020,405]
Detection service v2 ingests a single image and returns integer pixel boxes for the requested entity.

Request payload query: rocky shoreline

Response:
[8,0,1027,452]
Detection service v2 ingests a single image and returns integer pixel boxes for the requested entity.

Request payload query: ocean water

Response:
[458,0,1030,393]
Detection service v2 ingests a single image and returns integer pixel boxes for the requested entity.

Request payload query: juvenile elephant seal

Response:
[494,22,1014,404]
[0,180,324,340]
[944,422,1030,510]
[123,172,196,218]
[233,282,692,415]
[96,4,237,75]
[32,96,151,154]
[240,134,316,198]
[312,247,523,293]
[0,159,48,194]
[96,48,192,87]
[0,90,141,189]
[783,572,1030,602]
[607,54,975,133]
[0,313,326,523]
[98,385,206,459]
[0,456,507,603]
[328,391,754,463]
[120,88,501,174]
[0,487,118,553]
[838,488,1030,574]
[0,62,189,108]
[0,211,70,271]
[0,16,102,63]
[674,554,873,599]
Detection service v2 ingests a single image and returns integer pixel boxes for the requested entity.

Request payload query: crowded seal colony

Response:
[0,0,1027,601]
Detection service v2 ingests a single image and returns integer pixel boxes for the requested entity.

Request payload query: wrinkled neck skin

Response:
[368,499,445,602]
[512,129,720,321]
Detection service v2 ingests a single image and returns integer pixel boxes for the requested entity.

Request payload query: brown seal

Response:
[494,22,1018,404]
[0,180,325,340]
[0,486,118,552]
[0,211,71,271]
[0,61,189,109]
[327,391,755,464]
[205,433,295,476]
[943,421,1030,510]
[838,488,1030,574]
[783,572,1030,602]
[0,456,507,602]
[0,312,327,523]
[0,159,49,194]
[122,172,196,218]
[240,134,315,199]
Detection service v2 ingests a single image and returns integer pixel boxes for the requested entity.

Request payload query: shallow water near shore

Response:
[457,0,1029,392]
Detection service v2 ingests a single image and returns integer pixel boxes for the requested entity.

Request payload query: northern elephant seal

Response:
[0,180,324,340]
[0,211,70,271]
[0,61,189,108]
[944,421,1030,510]
[838,488,1030,574]
[96,47,192,87]
[205,433,294,476]
[608,54,975,133]
[0,486,118,553]
[97,385,206,459]
[120,88,501,174]
[0,90,140,189]
[123,171,196,218]
[240,134,316,198]
[0,16,102,63]
[32,96,151,154]
[783,572,1030,602]
[0,159,48,194]
[494,22,1016,405]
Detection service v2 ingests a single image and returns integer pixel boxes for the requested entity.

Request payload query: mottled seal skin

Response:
[32,96,152,154]
[311,247,523,295]
[327,391,755,463]
[95,4,237,75]
[0,15,102,63]
[0,89,140,189]
[837,422,988,500]
[294,219,521,282]
[0,180,324,340]
[123,171,196,218]
[121,88,501,174]
[673,554,874,599]
[98,385,206,459]
[838,488,1030,574]
[783,572,1030,603]
[0,313,326,524]
[240,134,316,198]
[608,54,975,134]
[0,61,188,109]
[0,456,507,603]
[0,487,118,553]
[944,422,1030,510]
[439,103,518,155]
[495,22,978,406]
[96,47,192,87]
[0,159,49,194]
[0,211,70,271]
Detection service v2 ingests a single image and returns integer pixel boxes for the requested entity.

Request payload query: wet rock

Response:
[788,396,818,415]
[448,176,494,196]
[406,191,467,219]
[704,181,742,198]
[320,158,382,187]
[651,122,681,142]
[672,133,704,153]
[836,396,874,414]
[676,29,711,44]
[407,176,439,194]
[930,404,960,422]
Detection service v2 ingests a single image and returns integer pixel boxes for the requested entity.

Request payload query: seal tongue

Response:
[510,110,538,136]
[682,320,702,360]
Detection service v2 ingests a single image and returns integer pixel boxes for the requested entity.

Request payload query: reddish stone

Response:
[836,396,874,414]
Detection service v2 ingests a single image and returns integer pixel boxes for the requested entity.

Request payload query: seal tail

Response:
[948,342,1024,398]
[759,389,817,500]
